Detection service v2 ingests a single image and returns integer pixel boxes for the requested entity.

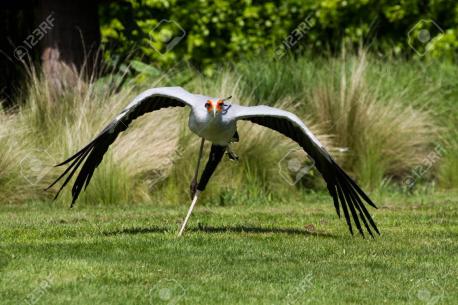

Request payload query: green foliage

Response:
[99,0,458,70]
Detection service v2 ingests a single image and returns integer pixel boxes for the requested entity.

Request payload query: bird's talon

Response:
[226,151,239,161]
[190,180,198,199]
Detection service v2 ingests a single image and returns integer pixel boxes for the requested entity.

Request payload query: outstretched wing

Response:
[47,87,200,206]
[233,104,380,237]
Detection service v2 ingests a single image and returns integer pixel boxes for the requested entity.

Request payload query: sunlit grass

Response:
[0,192,457,304]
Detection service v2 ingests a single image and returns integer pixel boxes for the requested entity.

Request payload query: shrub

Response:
[99,0,458,70]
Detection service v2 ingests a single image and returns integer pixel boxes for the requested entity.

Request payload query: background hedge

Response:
[99,0,458,71]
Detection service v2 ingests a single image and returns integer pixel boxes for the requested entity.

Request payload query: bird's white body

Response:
[188,107,236,145]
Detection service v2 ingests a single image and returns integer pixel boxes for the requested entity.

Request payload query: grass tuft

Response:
[307,53,439,189]
[0,53,454,205]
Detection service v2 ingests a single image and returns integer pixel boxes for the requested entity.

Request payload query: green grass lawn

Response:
[0,192,457,305]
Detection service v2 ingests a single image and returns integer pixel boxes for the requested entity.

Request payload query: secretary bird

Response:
[47,87,380,237]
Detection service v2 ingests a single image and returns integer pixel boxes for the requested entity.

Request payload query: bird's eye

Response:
[205,102,211,108]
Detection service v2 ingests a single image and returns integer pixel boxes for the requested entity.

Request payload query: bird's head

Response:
[205,96,231,117]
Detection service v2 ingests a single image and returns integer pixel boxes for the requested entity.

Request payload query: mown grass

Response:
[0,192,457,305]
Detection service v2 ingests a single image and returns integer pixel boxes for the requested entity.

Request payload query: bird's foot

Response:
[190,179,198,199]
[226,146,239,161]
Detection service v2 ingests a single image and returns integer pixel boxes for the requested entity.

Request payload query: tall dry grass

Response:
[0,53,447,205]
[0,111,29,203]
[1,63,183,205]
[307,53,438,189]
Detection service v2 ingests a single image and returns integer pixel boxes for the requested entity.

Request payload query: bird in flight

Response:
[47,87,380,237]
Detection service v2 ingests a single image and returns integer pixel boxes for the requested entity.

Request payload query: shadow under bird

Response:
[47,87,380,237]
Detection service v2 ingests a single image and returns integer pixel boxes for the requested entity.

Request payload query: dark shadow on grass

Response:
[104,224,337,238]
[192,224,337,238]
[103,226,169,236]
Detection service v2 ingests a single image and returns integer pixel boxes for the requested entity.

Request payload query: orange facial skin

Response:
[216,100,224,112]
[205,100,225,113]
[205,100,214,112]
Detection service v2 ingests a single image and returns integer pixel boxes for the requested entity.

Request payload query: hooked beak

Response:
[212,107,217,117]
[222,95,232,102]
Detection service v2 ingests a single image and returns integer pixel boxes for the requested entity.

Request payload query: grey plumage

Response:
[47,86,380,237]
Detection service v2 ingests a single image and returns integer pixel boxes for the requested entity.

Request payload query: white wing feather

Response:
[48,86,206,205]
[232,105,324,147]
[114,86,201,121]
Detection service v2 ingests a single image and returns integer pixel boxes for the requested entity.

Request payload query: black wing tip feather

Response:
[45,92,189,207]
[327,184,341,218]
[241,112,380,237]
[70,198,77,208]
[45,142,97,206]
[327,160,380,238]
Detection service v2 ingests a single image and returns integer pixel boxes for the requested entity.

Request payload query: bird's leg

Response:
[178,145,226,237]
[226,144,239,161]
[178,190,200,237]
[190,138,205,198]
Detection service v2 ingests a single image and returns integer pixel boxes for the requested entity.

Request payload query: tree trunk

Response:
[35,0,101,83]
[0,7,34,107]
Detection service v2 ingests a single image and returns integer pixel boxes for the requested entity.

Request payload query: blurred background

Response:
[0,0,457,205]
